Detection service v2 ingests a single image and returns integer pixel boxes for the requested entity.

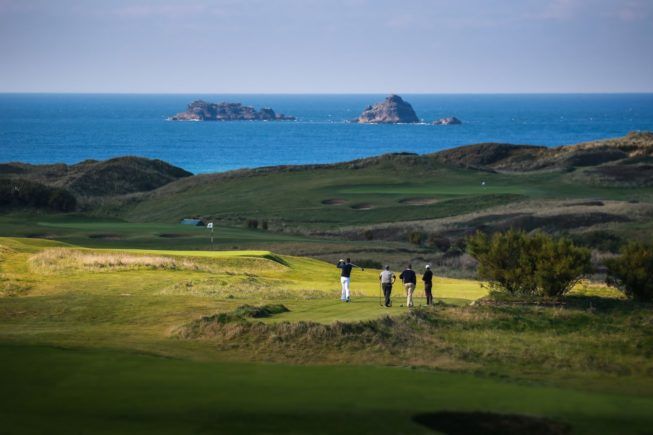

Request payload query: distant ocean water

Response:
[1,94,652,174]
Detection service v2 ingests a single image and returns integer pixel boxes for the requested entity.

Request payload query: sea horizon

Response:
[2,93,652,173]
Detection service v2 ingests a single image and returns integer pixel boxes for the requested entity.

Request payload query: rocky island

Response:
[170,100,295,121]
[352,94,420,124]
[433,116,462,125]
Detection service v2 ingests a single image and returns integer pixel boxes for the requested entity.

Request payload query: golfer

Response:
[337,258,363,303]
[379,265,396,307]
[399,264,417,308]
[422,265,434,305]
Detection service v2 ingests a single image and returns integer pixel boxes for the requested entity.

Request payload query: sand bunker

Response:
[87,233,122,240]
[350,203,375,210]
[158,233,191,238]
[321,198,347,206]
[398,197,439,206]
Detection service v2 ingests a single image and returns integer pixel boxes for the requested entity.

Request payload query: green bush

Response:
[467,230,591,297]
[605,242,653,302]
[355,259,383,269]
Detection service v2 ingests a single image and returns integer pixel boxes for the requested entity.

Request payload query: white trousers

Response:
[340,277,351,301]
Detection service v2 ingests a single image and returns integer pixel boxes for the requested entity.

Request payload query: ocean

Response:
[1,93,652,174]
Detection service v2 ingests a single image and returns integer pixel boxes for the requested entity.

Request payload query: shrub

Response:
[531,233,592,297]
[408,231,426,246]
[467,230,591,297]
[246,219,259,229]
[605,242,653,302]
[261,220,269,230]
[570,231,623,253]
[355,259,383,269]
[427,235,451,252]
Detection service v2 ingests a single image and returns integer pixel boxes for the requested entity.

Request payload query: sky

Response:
[1,0,652,93]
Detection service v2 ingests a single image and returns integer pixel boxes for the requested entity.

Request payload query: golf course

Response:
[1,233,652,434]
[2,133,653,434]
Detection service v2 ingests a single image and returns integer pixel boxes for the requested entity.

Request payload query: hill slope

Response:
[0,156,192,197]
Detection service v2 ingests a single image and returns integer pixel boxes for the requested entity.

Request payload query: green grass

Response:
[2,344,653,435]
[114,163,653,230]
[1,236,652,434]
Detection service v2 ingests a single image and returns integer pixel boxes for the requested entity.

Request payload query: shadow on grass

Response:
[413,411,570,435]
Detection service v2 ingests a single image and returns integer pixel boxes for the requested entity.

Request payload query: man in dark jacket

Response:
[422,265,434,305]
[337,258,363,302]
[399,264,417,308]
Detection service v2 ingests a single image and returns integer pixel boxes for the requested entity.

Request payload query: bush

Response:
[605,242,653,302]
[261,220,269,230]
[570,231,623,253]
[408,231,426,246]
[427,235,451,252]
[354,259,383,269]
[246,219,259,229]
[467,230,591,297]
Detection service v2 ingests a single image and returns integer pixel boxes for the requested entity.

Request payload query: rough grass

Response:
[175,301,653,385]
[27,247,287,275]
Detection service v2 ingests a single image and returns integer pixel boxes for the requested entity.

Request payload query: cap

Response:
[425,264,431,269]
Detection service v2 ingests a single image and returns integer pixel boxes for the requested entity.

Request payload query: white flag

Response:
[207,222,214,229]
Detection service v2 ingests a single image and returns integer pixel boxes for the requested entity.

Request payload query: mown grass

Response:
[4,345,653,435]
[1,236,652,433]
[116,162,653,231]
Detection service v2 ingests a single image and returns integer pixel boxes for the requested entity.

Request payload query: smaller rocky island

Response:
[433,117,462,125]
[170,100,295,121]
[352,94,420,124]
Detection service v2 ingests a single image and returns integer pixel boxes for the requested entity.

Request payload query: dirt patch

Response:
[158,233,191,238]
[351,203,374,210]
[398,197,439,206]
[88,233,123,240]
[413,411,570,435]
[321,198,347,205]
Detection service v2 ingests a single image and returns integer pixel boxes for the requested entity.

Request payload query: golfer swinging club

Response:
[337,258,363,303]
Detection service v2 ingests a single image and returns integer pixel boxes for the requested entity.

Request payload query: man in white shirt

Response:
[379,265,396,307]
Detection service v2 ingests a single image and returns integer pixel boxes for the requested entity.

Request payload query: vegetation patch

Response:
[176,302,653,378]
[412,411,570,435]
[27,248,286,275]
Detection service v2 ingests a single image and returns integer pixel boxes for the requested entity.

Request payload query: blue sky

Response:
[1,0,652,93]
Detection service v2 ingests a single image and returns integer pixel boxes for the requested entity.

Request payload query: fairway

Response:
[1,236,652,434]
[2,345,653,435]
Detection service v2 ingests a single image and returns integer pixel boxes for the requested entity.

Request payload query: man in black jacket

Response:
[399,264,417,308]
[422,265,434,305]
[337,258,363,302]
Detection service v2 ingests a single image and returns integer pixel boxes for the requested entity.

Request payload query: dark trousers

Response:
[382,283,393,307]
[424,282,433,305]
